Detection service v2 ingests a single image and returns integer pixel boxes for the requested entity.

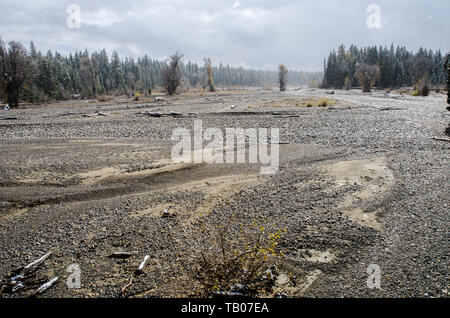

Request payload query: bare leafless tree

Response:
[161,52,184,95]
[354,63,380,92]
[278,64,288,91]
[0,39,36,108]
[203,57,215,92]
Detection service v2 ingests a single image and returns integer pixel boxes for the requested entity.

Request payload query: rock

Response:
[276,273,290,286]
[162,209,176,218]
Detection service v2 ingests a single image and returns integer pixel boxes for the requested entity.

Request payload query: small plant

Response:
[98,94,108,102]
[316,98,335,107]
[133,92,141,101]
[190,217,286,297]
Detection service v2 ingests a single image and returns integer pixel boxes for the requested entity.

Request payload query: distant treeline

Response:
[322,44,447,89]
[19,41,321,102]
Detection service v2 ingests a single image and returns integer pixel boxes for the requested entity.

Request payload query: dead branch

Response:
[136,255,150,274]
[120,273,134,298]
[23,252,52,274]
[29,277,58,297]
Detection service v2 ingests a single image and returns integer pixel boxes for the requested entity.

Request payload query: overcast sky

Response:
[0,0,448,71]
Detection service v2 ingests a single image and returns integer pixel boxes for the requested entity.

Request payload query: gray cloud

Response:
[0,0,448,71]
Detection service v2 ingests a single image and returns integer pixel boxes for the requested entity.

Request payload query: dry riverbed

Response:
[0,88,448,298]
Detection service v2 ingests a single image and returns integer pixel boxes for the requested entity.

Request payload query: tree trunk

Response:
[7,83,20,108]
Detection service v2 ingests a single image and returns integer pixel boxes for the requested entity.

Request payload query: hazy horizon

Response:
[0,0,449,72]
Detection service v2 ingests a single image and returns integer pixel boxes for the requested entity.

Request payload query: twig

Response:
[120,273,134,298]
[432,137,450,142]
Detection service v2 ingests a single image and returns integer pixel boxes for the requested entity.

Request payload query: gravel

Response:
[0,88,448,298]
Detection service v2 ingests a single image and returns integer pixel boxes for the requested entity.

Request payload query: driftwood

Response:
[82,112,110,118]
[432,137,450,142]
[23,252,52,274]
[1,253,53,295]
[136,255,150,274]
[146,112,162,117]
[136,108,160,115]
[32,277,58,296]
[108,252,132,259]
[212,291,246,297]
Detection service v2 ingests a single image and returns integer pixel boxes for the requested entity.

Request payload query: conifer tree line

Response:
[0,39,322,104]
[322,44,448,89]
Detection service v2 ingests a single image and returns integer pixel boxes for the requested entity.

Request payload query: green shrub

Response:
[188,217,286,297]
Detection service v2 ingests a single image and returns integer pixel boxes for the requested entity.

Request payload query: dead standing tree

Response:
[354,63,380,93]
[161,52,184,95]
[278,64,288,91]
[204,57,215,92]
[0,39,35,108]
